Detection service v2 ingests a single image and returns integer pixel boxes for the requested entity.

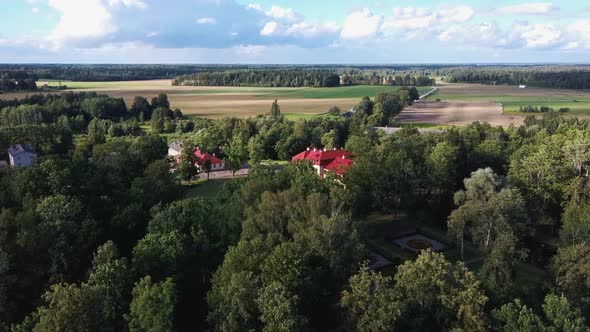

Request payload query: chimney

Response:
[313,147,317,151]
[306,147,310,151]
[323,148,327,152]
[333,147,337,150]
[342,155,346,159]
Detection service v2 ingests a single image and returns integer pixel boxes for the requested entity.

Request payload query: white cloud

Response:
[340,9,382,39]
[31,7,40,14]
[437,6,475,23]
[382,5,474,31]
[247,3,262,11]
[234,44,266,56]
[48,0,116,45]
[519,23,562,48]
[286,21,340,37]
[265,6,301,22]
[497,3,559,15]
[260,21,279,36]
[197,17,216,24]
[566,20,590,49]
[108,0,148,9]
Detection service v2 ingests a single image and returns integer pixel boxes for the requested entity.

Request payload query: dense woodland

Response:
[173,69,435,88]
[436,65,590,89]
[1,84,590,331]
[0,78,37,93]
[3,64,589,89]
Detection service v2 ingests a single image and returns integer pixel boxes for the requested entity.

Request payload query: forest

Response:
[1,86,590,331]
[435,65,590,89]
[3,64,589,89]
[173,69,435,88]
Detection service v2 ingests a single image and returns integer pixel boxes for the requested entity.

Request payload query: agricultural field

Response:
[0,79,429,119]
[396,82,590,127]
[428,82,590,114]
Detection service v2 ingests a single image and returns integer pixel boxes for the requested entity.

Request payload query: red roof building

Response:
[195,148,225,171]
[174,147,225,171]
[292,147,353,177]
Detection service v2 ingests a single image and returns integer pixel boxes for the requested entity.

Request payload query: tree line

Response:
[174,70,342,87]
[0,78,37,93]
[437,65,590,89]
[519,105,570,113]
[2,88,590,331]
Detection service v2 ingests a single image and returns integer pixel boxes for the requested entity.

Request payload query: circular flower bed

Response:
[406,239,432,250]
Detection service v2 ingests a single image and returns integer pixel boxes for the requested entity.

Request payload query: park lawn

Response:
[184,178,229,198]
[364,212,483,266]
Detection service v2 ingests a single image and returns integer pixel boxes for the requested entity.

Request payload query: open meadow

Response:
[396,82,590,127]
[1,80,430,119]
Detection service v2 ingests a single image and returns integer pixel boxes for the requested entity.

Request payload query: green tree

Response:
[552,244,590,310]
[177,143,198,182]
[493,299,546,332]
[270,99,282,119]
[130,96,151,119]
[256,282,307,332]
[543,293,587,332]
[394,250,488,331]
[227,135,247,176]
[203,158,213,181]
[341,265,400,332]
[151,93,170,110]
[127,276,176,332]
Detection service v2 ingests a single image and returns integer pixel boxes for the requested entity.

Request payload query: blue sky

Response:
[0,0,588,63]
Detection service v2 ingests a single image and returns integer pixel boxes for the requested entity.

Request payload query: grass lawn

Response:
[363,212,483,266]
[364,212,550,287]
[184,178,229,198]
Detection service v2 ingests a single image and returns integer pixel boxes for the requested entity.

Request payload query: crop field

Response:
[0,80,429,119]
[428,82,590,114]
[395,82,590,127]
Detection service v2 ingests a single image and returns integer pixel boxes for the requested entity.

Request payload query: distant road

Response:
[418,86,438,100]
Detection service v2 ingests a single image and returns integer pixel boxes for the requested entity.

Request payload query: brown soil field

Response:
[2,80,358,119]
[434,82,590,99]
[397,101,523,127]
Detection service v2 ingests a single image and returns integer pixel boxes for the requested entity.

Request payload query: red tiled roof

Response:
[292,148,353,175]
[195,149,223,165]
[324,156,354,175]
[291,148,352,167]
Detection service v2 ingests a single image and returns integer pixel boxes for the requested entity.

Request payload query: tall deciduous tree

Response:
[341,265,400,332]
[177,143,198,182]
[127,276,176,332]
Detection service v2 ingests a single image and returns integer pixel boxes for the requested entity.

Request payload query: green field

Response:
[428,83,590,115]
[43,80,430,100]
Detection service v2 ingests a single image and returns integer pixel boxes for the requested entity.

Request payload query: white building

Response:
[168,141,183,158]
[519,85,527,89]
[8,144,37,167]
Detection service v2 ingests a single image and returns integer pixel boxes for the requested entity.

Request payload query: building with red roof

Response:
[170,142,225,171]
[194,148,225,171]
[292,147,353,177]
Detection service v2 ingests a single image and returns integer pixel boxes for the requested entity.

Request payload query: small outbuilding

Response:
[8,144,37,167]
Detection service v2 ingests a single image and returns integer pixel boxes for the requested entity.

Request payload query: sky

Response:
[0,0,589,64]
